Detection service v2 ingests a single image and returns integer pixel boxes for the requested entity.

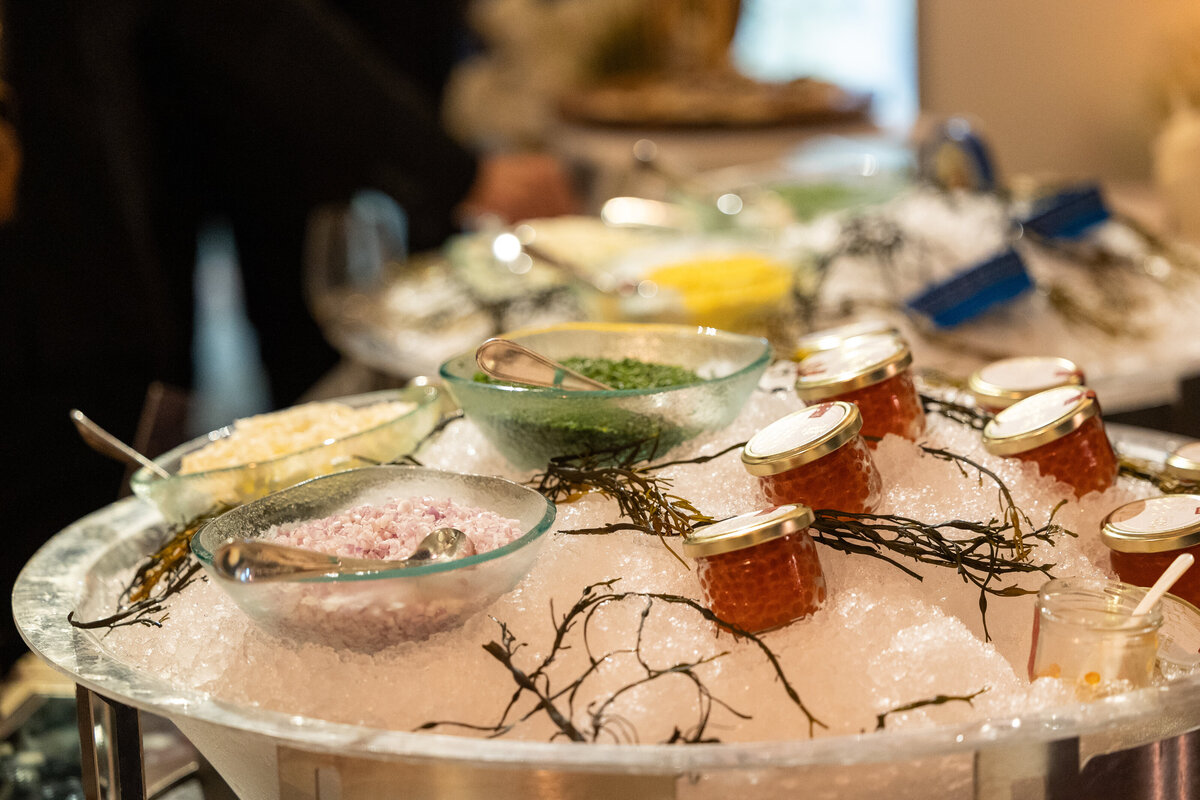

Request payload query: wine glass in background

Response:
[303,190,493,380]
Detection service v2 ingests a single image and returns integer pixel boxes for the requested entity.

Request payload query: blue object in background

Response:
[1021,184,1110,240]
[906,248,1034,328]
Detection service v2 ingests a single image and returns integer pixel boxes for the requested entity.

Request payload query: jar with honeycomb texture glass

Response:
[795,333,924,442]
[981,386,1117,498]
[742,401,882,514]
[967,355,1084,413]
[682,505,826,634]
[1102,494,1200,609]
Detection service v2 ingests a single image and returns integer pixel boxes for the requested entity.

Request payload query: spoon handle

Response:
[216,540,406,582]
[213,528,474,583]
[70,409,171,479]
[475,339,613,391]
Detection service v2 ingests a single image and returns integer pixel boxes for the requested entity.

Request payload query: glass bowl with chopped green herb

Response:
[439,323,771,469]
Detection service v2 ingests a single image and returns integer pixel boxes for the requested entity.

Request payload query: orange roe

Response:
[1010,415,1117,498]
[826,370,925,443]
[758,435,882,513]
[1111,545,1200,608]
[695,530,826,634]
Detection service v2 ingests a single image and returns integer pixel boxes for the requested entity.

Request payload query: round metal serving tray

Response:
[14,425,1200,800]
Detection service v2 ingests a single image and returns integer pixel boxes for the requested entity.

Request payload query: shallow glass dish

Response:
[191,465,556,650]
[439,322,771,469]
[130,387,442,525]
[592,239,799,334]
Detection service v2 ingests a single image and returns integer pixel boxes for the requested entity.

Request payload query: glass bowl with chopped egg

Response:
[130,386,443,524]
[591,239,802,335]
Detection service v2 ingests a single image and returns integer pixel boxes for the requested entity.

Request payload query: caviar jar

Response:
[741,401,882,513]
[682,505,826,634]
[1164,442,1200,484]
[795,333,925,442]
[967,356,1085,413]
[1102,495,1200,608]
[794,319,901,360]
[981,386,1117,497]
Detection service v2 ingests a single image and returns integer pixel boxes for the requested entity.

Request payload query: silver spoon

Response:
[475,338,614,391]
[70,409,171,479]
[212,527,475,583]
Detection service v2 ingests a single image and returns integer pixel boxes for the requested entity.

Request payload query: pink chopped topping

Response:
[263,496,522,560]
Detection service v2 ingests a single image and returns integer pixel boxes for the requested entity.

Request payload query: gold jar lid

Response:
[967,356,1084,410]
[795,333,912,401]
[1165,442,1200,482]
[794,319,901,360]
[742,402,862,476]
[681,504,816,558]
[1101,495,1200,553]
[981,386,1099,456]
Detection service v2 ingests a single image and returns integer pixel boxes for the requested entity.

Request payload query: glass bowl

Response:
[438,322,771,469]
[591,239,799,334]
[130,387,443,525]
[1157,592,1200,680]
[191,465,556,650]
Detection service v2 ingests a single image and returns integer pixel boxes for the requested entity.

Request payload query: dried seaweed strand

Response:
[68,511,222,631]
[920,393,992,431]
[1043,283,1141,338]
[917,444,1036,560]
[1112,211,1200,276]
[874,687,988,731]
[1118,456,1200,494]
[809,507,1065,641]
[530,446,723,564]
[541,434,1064,638]
[417,580,825,742]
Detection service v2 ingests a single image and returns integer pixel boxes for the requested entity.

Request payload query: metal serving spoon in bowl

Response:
[475,338,614,391]
[213,527,475,583]
[70,408,171,479]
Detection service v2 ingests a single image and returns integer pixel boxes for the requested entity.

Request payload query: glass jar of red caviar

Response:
[981,386,1117,498]
[1164,442,1200,485]
[1101,495,1200,608]
[968,356,1085,413]
[794,319,900,360]
[795,333,925,442]
[682,505,826,634]
[741,401,882,513]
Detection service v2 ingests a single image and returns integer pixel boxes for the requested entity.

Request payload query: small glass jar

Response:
[795,333,925,443]
[1028,578,1162,700]
[967,356,1085,413]
[981,386,1117,497]
[682,505,826,634]
[1102,495,1200,609]
[793,319,901,361]
[1164,442,1200,485]
[741,401,882,513]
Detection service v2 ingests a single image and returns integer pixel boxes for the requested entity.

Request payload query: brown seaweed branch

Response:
[920,393,992,431]
[810,506,1067,642]
[874,687,988,731]
[417,580,826,742]
[68,510,224,631]
[1118,456,1200,495]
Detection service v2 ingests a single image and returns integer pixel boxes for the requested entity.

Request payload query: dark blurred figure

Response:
[0,0,576,671]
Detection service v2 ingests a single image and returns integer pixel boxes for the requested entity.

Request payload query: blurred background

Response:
[9,0,1200,796]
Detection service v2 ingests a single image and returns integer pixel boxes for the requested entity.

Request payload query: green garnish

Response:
[474,356,701,391]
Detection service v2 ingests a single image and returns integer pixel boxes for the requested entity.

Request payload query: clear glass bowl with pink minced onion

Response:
[191,465,557,650]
